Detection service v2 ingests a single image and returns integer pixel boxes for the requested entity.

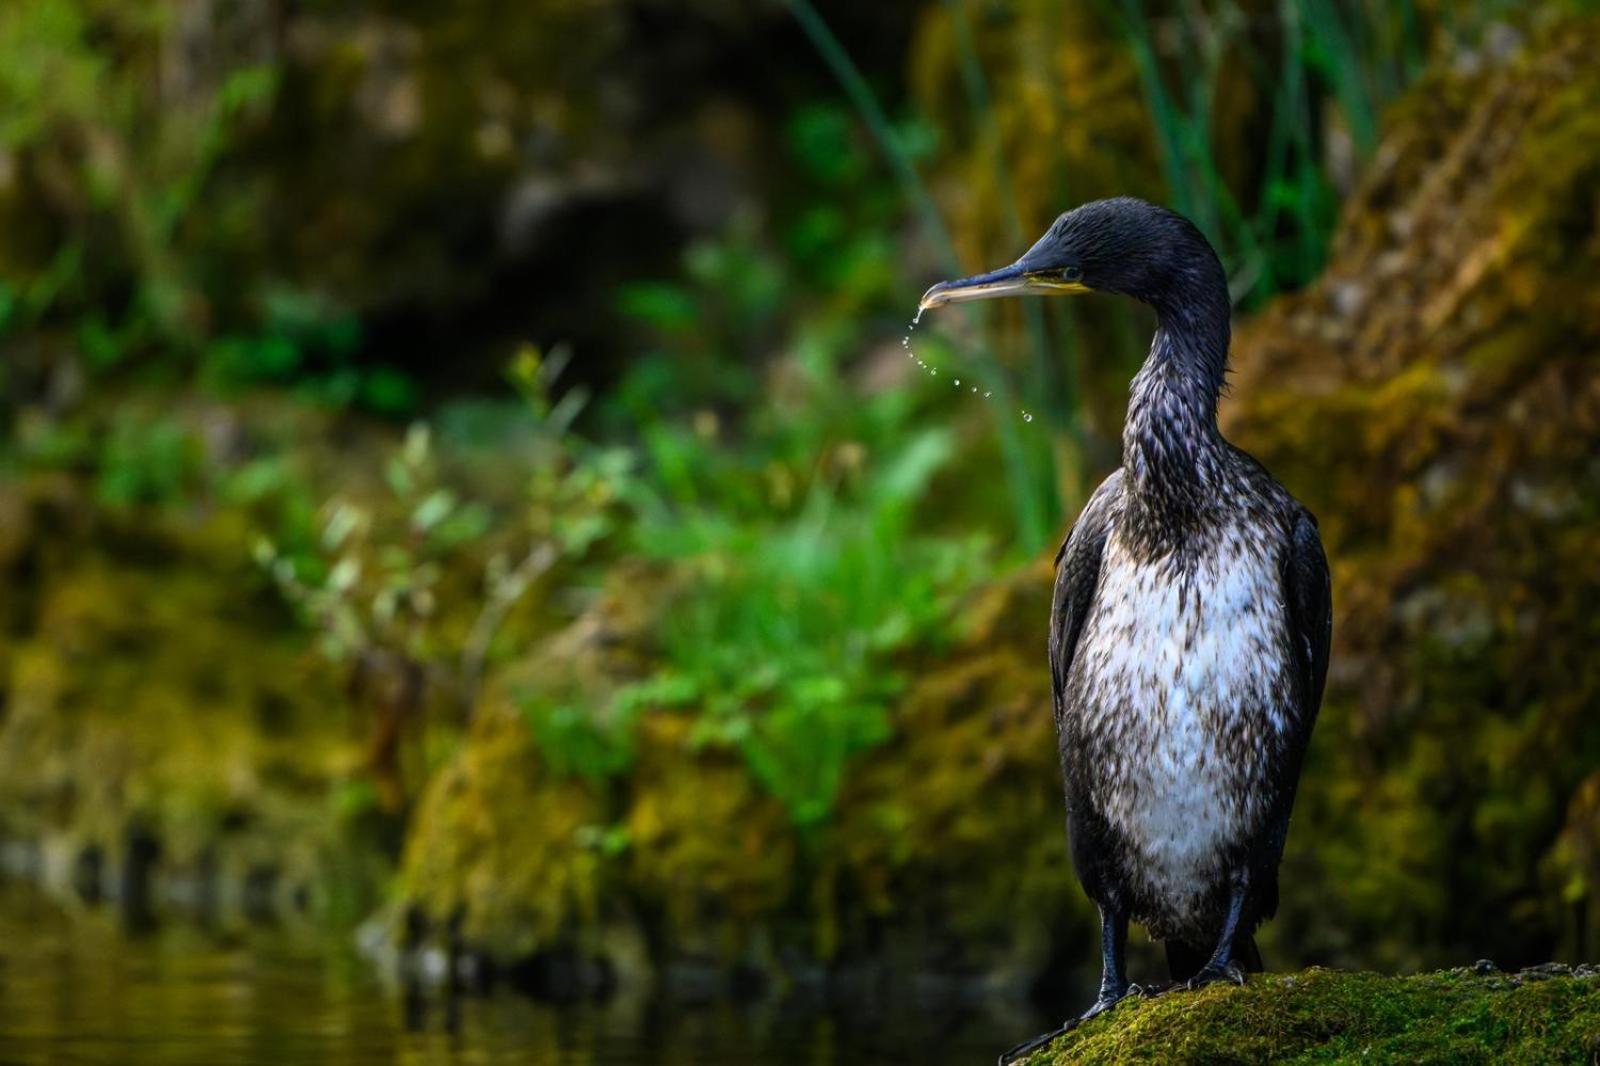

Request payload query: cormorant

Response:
[920,198,1332,1064]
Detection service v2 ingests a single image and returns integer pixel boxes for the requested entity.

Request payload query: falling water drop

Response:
[903,310,922,362]
[1023,412,1033,422]
[902,305,1001,413]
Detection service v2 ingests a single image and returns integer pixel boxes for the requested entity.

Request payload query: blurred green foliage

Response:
[0,3,273,349]
[513,333,990,822]
[520,697,641,782]
[627,422,984,825]
[94,410,202,506]
[256,423,492,668]
[612,100,909,422]
[2,0,1532,543]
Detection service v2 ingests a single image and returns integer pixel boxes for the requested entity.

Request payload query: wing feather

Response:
[1049,472,1122,729]
[1284,509,1332,732]
[1050,472,1125,903]
[1253,507,1332,921]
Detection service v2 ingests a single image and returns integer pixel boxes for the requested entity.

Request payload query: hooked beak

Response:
[919,263,1088,310]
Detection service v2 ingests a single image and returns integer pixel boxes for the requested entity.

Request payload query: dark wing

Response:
[1049,471,1122,729]
[1050,472,1124,904]
[1284,508,1333,733]
[1253,506,1332,922]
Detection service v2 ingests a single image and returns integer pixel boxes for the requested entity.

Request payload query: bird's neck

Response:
[1122,300,1230,525]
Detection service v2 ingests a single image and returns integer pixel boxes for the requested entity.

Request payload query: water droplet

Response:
[953,379,960,386]
[984,392,991,398]
[1023,412,1033,422]
[930,368,937,375]
[971,386,978,393]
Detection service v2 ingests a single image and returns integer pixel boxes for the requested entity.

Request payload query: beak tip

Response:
[916,263,1036,309]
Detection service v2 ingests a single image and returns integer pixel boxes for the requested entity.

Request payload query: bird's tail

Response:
[1165,934,1264,982]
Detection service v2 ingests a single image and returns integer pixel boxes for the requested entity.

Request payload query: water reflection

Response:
[0,881,1045,1064]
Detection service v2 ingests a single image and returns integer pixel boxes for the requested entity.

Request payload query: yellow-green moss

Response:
[624,713,795,961]
[0,489,379,924]
[397,703,604,957]
[1024,969,1600,1065]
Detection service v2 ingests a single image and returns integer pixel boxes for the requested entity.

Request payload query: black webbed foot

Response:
[1183,960,1247,990]
[996,987,1138,1065]
[1172,866,1257,994]
[997,1022,1074,1066]
[1077,986,1124,1022]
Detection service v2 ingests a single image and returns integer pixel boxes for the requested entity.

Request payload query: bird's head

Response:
[919,197,1225,315]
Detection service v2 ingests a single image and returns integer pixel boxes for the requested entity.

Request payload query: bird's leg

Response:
[997,906,1132,1066]
[1185,867,1251,990]
[1082,903,1132,1016]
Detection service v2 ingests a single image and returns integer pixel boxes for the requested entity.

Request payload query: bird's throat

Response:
[1122,320,1228,529]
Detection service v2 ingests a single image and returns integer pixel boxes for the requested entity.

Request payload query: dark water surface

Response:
[0,881,1045,1065]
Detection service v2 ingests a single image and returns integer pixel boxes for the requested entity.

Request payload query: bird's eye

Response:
[1062,265,1083,282]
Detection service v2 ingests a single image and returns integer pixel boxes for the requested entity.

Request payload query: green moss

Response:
[0,393,474,917]
[624,714,795,960]
[1027,969,1600,1066]
[0,482,354,861]
[397,703,605,958]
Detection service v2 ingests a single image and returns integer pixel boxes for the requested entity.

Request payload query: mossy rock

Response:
[0,396,462,920]
[0,474,369,916]
[396,702,606,961]
[828,558,1081,979]
[1222,16,1600,969]
[623,711,796,961]
[1022,968,1600,1065]
[391,553,1078,985]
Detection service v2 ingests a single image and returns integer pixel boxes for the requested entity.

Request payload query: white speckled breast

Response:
[1066,520,1294,938]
